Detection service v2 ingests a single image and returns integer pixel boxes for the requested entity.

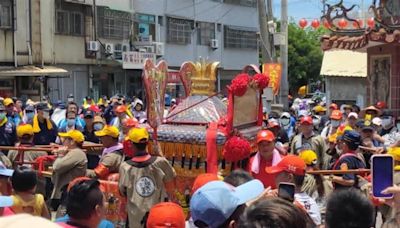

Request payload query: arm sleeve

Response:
[7,150,16,163]
[118,163,128,196]
[159,159,176,183]
[319,138,330,170]
[52,152,82,174]
[101,155,117,169]
[290,137,297,154]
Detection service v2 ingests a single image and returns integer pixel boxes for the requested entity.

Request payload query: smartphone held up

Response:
[372,155,394,199]
[278,182,295,202]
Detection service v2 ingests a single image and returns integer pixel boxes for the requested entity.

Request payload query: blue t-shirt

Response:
[55,215,114,228]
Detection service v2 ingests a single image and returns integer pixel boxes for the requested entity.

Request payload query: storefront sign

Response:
[168,71,181,83]
[122,52,156,69]
[262,63,282,96]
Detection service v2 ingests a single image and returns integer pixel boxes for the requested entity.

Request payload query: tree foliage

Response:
[287,23,325,94]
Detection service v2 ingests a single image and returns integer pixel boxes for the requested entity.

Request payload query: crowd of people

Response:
[0,94,398,228]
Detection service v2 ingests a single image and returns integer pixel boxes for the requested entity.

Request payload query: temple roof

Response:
[166,95,227,124]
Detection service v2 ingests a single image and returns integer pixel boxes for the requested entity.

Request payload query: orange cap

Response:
[329,103,338,110]
[256,130,276,144]
[115,105,127,113]
[192,173,220,195]
[330,110,343,120]
[265,155,306,176]
[146,202,186,228]
[300,116,313,125]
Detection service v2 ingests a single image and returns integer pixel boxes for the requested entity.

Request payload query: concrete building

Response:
[0,0,134,103]
[321,50,368,108]
[129,0,259,97]
[0,0,259,103]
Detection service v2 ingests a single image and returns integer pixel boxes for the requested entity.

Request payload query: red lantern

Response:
[338,18,348,29]
[323,20,331,29]
[311,19,320,29]
[299,18,308,29]
[352,19,363,28]
[367,17,375,28]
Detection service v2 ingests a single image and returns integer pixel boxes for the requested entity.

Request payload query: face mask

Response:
[93,123,104,131]
[43,111,50,119]
[0,113,5,120]
[26,112,35,120]
[280,118,290,126]
[331,120,340,128]
[67,119,75,127]
[312,118,320,127]
[67,98,74,102]
[381,118,393,129]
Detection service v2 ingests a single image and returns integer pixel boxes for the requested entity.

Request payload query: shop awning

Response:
[0,66,70,77]
[320,50,367,77]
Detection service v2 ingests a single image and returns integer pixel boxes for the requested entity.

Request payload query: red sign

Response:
[262,63,282,96]
[168,71,181,83]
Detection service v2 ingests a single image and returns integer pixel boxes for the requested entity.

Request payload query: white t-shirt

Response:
[295,192,322,225]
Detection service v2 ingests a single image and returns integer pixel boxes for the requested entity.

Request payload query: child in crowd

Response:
[9,166,50,219]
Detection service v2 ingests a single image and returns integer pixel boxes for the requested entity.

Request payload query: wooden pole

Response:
[307,169,370,175]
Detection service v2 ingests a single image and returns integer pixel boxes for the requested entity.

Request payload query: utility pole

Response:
[322,0,326,15]
[257,0,273,63]
[280,0,289,108]
[266,0,275,60]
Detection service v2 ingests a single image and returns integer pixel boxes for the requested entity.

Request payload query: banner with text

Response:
[262,63,282,96]
[122,52,156,69]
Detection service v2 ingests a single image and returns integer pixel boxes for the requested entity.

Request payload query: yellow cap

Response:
[58,130,85,143]
[3,98,13,106]
[388,147,400,162]
[299,150,318,166]
[17,124,34,137]
[95,125,119,138]
[313,105,327,113]
[128,128,149,143]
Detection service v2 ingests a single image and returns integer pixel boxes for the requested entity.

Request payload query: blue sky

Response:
[273,0,370,21]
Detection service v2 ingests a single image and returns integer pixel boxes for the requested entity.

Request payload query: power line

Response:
[215,5,236,23]
[165,0,208,15]
[193,2,225,18]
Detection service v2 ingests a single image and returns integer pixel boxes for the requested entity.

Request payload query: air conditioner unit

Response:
[138,35,153,42]
[144,46,154,53]
[122,43,130,52]
[87,41,99,52]
[154,42,165,56]
[104,43,114,54]
[210,39,219,49]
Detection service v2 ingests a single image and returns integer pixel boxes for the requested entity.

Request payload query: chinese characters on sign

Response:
[122,52,156,69]
[262,63,282,96]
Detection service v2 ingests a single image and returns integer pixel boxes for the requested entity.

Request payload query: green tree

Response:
[287,23,325,94]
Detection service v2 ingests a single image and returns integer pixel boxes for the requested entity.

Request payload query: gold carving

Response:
[182,60,220,96]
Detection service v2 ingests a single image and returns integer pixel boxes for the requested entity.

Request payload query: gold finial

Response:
[184,59,219,96]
